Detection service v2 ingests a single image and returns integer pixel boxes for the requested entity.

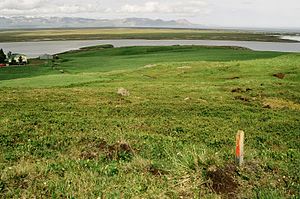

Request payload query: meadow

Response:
[0,28,294,43]
[0,45,299,198]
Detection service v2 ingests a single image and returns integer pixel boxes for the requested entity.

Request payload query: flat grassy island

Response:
[0,45,299,198]
[0,28,296,42]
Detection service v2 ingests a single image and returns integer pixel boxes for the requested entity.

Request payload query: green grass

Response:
[0,28,295,42]
[0,45,287,84]
[0,45,299,198]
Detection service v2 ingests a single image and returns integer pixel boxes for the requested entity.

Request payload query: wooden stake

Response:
[235,130,245,166]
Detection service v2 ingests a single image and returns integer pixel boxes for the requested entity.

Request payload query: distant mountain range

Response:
[0,16,202,29]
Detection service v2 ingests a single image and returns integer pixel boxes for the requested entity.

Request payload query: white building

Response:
[8,54,28,65]
[39,54,54,60]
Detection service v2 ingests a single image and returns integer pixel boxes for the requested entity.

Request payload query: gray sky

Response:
[1,0,300,28]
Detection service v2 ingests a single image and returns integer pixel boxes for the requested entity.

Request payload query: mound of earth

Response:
[206,164,239,197]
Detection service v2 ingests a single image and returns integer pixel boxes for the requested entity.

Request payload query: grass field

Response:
[0,28,295,43]
[0,45,299,198]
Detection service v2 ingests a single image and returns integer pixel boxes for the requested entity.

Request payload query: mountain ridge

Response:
[0,16,201,29]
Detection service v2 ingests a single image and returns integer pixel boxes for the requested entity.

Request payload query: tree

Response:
[7,51,12,58]
[0,49,6,63]
[18,56,23,65]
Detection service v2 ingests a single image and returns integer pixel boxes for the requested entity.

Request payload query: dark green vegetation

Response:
[0,49,6,63]
[0,28,295,43]
[0,45,299,198]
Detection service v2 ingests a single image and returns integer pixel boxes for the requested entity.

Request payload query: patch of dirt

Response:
[232,88,253,93]
[80,139,108,160]
[273,73,285,79]
[110,141,134,160]
[206,164,239,197]
[80,151,98,160]
[80,139,135,161]
[262,98,300,110]
[235,96,250,102]
[231,88,243,93]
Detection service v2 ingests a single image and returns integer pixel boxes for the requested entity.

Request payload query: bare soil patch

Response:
[80,139,135,161]
[231,88,252,93]
[273,73,285,79]
[206,164,239,197]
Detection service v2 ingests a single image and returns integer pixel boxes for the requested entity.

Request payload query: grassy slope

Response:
[0,46,299,198]
[0,46,287,84]
[0,28,293,43]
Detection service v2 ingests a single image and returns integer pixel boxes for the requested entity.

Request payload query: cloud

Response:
[0,0,209,17]
[0,0,47,10]
[121,2,168,13]
[241,0,254,5]
[120,1,210,15]
[0,0,299,28]
[0,1,102,16]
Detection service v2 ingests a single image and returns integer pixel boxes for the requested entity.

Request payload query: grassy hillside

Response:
[0,28,294,43]
[0,45,287,84]
[0,46,299,198]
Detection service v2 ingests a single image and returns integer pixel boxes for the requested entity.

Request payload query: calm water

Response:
[1,39,300,58]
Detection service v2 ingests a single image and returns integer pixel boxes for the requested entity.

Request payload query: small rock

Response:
[117,88,130,96]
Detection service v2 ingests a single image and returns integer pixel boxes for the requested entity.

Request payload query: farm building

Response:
[39,54,54,60]
[7,54,28,65]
